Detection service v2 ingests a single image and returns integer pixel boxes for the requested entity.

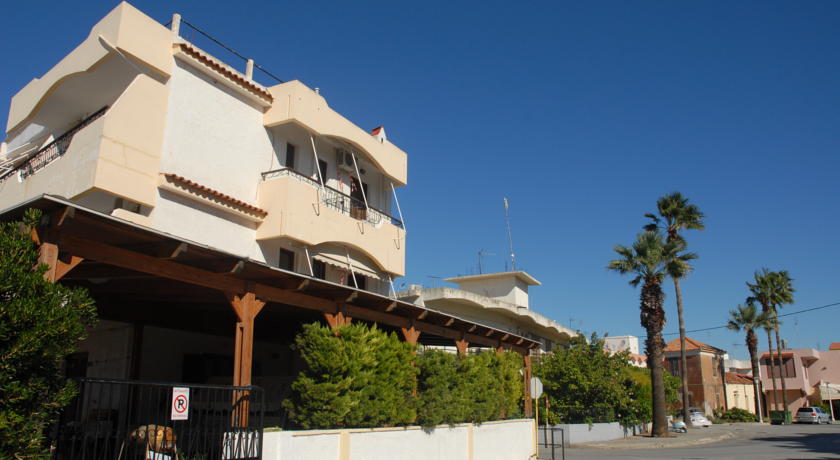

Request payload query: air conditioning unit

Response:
[336,149,355,173]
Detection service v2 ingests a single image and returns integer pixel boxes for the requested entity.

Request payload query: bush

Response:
[416,349,523,427]
[0,209,97,458]
[283,322,416,429]
[718,407,757,422]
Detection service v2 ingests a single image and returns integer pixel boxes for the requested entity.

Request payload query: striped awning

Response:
[311,245,383,280]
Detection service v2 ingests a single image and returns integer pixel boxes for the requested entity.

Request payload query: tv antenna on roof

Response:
[478,249,495,274]
[503,197,516,271]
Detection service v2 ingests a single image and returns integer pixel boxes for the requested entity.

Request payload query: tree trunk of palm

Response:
[673,277,691,426]
[773,314,789,415]
[641,279,668,437]
[746,330,763,422]
[765,329,778,411]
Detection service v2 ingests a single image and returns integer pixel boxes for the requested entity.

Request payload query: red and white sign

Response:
[171,387,190,421]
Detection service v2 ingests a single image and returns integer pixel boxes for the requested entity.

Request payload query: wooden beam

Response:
[444,318,455,327]
[385,301,398,312]
[38,242,59,282]
[229,260,245,274]
[59,234,247,293]
[227,290,265,427]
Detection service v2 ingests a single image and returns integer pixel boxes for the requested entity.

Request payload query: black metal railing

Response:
[261,168,404,228]
[538,425,565,460]
[0,107,109,183]
[52,378,264,460]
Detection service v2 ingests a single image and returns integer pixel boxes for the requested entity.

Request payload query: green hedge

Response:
[284,322,524,429]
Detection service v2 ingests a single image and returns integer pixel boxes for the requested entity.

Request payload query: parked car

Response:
[690,412,712,427]
[794,407,831,424]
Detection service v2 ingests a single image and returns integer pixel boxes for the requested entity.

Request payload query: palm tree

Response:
[645,192,705,425]
[608,231,695,437]
[747,269,794,414]
[727,304,774,422]
[768,271,794,414]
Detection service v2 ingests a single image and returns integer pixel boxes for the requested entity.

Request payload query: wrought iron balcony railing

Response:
[261,168,404,228]
[0,106,109,183]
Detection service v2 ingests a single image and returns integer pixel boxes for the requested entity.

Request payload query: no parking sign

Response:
[171,387,190,421]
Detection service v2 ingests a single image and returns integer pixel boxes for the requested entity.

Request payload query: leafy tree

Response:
[535,334,635,426]
[283,322,417,429]
[0,209,97,459]
[727,303,774,422]
[644,192,704,425]
[624,366,682,425]
[747,269,794,412]
[608,231,695,436]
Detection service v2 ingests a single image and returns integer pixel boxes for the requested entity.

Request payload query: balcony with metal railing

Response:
[260,168,404,229]
[257,167,406,277]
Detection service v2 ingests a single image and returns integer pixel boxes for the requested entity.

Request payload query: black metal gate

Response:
[538,425,565,460]
[52,378,264,460]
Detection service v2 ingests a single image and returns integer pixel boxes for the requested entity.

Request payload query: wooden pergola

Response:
[7,195,537,416]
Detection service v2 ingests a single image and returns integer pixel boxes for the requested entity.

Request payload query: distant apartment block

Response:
[758,346,840,415]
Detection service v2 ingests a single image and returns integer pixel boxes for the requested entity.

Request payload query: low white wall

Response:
[539,422,632,446]
[262,419,534,460]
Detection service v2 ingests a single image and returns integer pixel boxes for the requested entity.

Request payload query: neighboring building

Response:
[397,271,576,352]
[725,372,756,414]
[724,356,753,376]
[664,337,727,416]
[758,346,840,415]
[0,2,543,437]
[604,335,647,368]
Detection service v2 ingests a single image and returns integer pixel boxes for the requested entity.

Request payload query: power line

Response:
[636,300,840,340]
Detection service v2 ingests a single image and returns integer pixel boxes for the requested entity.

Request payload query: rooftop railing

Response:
[261,168,404,229]
[0,106,109,183]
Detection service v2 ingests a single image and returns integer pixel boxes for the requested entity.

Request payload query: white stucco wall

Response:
[76,319,134,379]
[151,59,270,260]
[262,419,534,460]
[540,422,631,447]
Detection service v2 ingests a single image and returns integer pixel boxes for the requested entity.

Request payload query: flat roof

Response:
[445,271,541,286]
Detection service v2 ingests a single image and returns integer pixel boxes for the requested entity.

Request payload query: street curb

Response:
[572,431,737,450]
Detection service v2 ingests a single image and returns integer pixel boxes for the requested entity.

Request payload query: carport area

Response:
[3,196,541,458]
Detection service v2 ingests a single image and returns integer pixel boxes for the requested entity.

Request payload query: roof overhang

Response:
[1,195,539,352]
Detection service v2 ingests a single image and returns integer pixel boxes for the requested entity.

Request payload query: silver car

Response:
[795,407,831,424]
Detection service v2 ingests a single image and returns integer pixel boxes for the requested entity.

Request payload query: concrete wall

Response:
[538,422,631,447]
[262,419,535,460]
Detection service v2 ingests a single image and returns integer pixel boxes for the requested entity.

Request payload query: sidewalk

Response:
[571,423,765,450]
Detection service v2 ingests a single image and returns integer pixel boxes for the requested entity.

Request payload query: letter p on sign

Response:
[171,387,190,421]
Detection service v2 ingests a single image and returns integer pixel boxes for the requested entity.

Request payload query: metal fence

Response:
[52,378,264,460]
[538,425,565,460]
[260,168,404,228]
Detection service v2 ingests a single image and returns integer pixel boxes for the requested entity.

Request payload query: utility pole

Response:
[503,198,516,271]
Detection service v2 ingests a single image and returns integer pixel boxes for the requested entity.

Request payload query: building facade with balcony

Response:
[0,5,546,444]
[758,346,840,415]
[397,271,576,352]
[0,2,406,295]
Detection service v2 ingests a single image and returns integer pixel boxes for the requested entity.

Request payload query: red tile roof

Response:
[162,173,267,217]
[829,342,840,351]
[175,42,274,102]
[760,352,794,359]
[664,337,725,354]
[370,126,383,135]
[725,372,753,385]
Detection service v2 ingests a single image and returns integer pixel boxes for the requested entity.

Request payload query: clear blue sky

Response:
[3,1,839,360]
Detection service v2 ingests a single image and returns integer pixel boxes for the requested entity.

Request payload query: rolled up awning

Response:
[311,245,383,280]
[820,382,840,400]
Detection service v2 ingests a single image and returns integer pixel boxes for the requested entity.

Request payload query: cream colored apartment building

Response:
[0,2,407,294]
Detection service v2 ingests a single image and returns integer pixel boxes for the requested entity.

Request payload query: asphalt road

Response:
[563,423,840,459]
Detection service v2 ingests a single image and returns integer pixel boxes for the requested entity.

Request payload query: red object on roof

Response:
[664,337,725,354]
[760,352,794,359]
[725,372,754,385]
[162,173,268,217]
[829,342,840,351]
[370,126,383,135]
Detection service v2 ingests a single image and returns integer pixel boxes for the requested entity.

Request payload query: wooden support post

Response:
[455,338,469,356]
[400,326,421,347]
[227,290,265,427]
[324,312,352,329]
[523,354,533,418]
